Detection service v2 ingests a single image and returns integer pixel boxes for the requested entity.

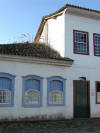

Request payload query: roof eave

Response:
[0,54,73,67]
[34,7,66,42]
[34,4,100,43]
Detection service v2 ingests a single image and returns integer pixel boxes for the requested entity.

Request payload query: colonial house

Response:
[0,43,73,121]
[35,4,100,118]
[0,4,100,121]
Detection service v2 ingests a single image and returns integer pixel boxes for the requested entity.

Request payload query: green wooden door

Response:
[74,81,89,118]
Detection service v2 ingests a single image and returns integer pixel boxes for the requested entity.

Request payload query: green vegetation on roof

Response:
[0,42,73,61]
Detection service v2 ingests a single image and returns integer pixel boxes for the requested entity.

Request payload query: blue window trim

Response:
[22,75,43,107]
[0,73,15,107]
[47,76,66,106]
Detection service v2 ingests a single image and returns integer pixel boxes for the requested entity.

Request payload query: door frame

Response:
[73,80,90,118]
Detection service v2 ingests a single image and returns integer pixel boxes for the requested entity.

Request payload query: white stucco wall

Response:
[65,63,100,118]
[36,10,100,119]
[39,14,65,57]
[39,12,100,118]
[65,13,100,65]
[0,60,73,120]
[0,58,100,119]
[65,13,100,118]
[47,15,65,57]
[39,22,48,44]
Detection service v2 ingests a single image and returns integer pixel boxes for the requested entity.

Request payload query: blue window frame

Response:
[22,75,43,107]
[93,33,100,56]
[0,73,15,107]
[47,76,65,106]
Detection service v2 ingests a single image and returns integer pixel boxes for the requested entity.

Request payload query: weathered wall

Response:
[0,60,72,120]
[0,58,100,120]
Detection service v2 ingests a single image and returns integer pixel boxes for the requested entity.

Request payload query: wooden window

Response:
[22,75,43,107]
[93,33,100,56]
[25,90,40,104]
[0,90,11,104]
[49,91,63,104]
[73,30,89,55]
[96,81,100,104]
[47,76,65,106]
[0,73,15,107]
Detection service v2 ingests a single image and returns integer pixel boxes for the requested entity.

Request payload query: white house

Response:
[0,4,100,121]
[35,4,100,118]
[0,43,73,121]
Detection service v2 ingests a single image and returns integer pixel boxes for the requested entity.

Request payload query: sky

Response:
[0,0,100,44]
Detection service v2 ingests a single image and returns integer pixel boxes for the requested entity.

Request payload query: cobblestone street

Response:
[0,119,100,133]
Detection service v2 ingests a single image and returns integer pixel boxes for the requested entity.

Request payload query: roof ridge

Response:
[34,4,100,42]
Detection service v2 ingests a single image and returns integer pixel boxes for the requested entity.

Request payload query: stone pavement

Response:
[0,118,100,133]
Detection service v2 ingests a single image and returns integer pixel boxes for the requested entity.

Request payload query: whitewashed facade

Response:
[35,5,100,118]
[0,55,73,120]
[1,5,100,120]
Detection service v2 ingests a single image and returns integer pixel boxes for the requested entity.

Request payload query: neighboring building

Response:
[0,43,73,120]
[0,4,100,121]
[35,4,100,118]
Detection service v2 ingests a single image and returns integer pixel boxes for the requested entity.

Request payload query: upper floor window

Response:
[93,33,100,56]
[22,75,43,107]
[0,73,15,107]
[73,30,89,55]
[96,81,100,104]
[47,76,65,106]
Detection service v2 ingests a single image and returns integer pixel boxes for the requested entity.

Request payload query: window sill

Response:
[47,104,65,107]
[22,104,42,108]
[0,104,14,107]
[74,52,89,55]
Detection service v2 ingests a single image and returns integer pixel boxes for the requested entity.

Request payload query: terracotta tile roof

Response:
[0,42,73,62]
